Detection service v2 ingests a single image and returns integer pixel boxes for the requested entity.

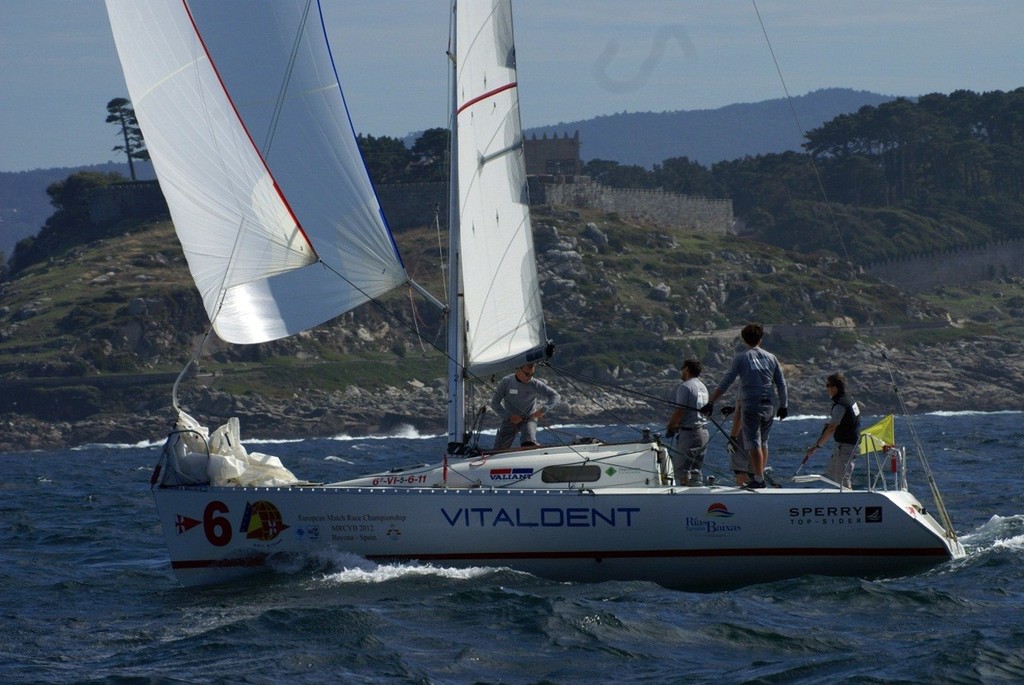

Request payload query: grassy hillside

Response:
[1,205,1022,449]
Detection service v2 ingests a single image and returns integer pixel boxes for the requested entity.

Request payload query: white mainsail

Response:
[105,0,407,344]
[455,0,546,375]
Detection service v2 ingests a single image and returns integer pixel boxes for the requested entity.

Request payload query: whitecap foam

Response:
[241,437,307,445]
[326,426,443,442]
[959,514,1024,550]
[993,534,1024,551]
[783,413,830,422]
[927,409,1023,418]
[72,438,164,451]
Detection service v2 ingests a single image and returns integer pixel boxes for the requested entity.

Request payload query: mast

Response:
[445,1,466,452]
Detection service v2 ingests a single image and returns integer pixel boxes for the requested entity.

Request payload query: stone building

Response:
[524,131,581,178]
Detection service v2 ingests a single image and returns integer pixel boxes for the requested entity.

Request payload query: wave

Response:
[325,425,444,441]
[242,437,308,445]
[960,514,1024,551]
[927,409,1023,417]
[71,438,165,451]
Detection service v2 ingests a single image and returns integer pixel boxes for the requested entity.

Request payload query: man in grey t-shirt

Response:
[664,358,709,485]
[490,363,561,450]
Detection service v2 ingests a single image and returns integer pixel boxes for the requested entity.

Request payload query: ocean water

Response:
[1,411,1022,684]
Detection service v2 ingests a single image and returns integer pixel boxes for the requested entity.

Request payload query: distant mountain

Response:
[525,88,896,168]
[0,162,154,259]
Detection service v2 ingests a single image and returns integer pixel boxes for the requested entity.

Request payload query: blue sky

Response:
[1,0,1021,172]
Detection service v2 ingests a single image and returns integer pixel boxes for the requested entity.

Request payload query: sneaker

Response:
[746,479,766,489]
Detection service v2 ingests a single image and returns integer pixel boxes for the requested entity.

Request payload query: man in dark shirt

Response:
[803,372,862,489]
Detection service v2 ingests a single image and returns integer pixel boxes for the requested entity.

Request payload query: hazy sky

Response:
[1,0,1021,172]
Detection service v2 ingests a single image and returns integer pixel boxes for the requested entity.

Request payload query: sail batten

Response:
[105,0,406,344]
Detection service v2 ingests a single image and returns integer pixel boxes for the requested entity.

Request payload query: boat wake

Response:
[312,552,501,585]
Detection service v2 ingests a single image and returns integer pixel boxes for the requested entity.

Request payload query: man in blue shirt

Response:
[704,323,788,489]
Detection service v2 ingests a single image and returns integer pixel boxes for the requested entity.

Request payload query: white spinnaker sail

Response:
[105,0,406,344]
[456,0,546,375]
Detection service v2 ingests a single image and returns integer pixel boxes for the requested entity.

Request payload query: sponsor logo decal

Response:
[705,502,734,518]
[787,505,878,526]
[489,467,534,481]
[441,506,639,528]
[686,503,742,534]
[240,500,289,541]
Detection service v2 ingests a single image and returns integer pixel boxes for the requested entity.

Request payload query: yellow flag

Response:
[858,414,895,454]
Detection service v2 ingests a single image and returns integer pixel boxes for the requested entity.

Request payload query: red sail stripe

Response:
[456,82,517,116]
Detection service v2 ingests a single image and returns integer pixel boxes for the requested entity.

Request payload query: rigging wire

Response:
[751,0,852,264]
[879,349,959,542]
[433,204,450,301]
[405,285,429,354]
[753,0,958,534]
[171,325,216,415]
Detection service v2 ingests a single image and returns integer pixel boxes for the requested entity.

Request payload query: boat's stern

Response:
[876,489,965,560]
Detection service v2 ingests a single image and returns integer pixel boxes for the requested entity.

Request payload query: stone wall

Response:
[864,239,1024,292]
[533,178,733,235]
[377,178,734,235]
[88,181,168,225]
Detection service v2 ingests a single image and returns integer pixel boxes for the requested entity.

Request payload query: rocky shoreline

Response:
[5,208,1022,455]
[3,331,1020,453]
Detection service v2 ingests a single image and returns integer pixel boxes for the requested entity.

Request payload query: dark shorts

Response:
[741,400,775,450]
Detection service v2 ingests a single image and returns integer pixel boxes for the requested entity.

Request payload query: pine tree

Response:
[105,97,150,181]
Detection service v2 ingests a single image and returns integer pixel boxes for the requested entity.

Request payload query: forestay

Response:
[105,0,407,344]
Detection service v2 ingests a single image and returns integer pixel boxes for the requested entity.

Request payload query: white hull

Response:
[152,441,964,590]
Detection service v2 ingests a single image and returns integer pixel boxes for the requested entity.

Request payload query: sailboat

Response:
[105,0,964,590]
